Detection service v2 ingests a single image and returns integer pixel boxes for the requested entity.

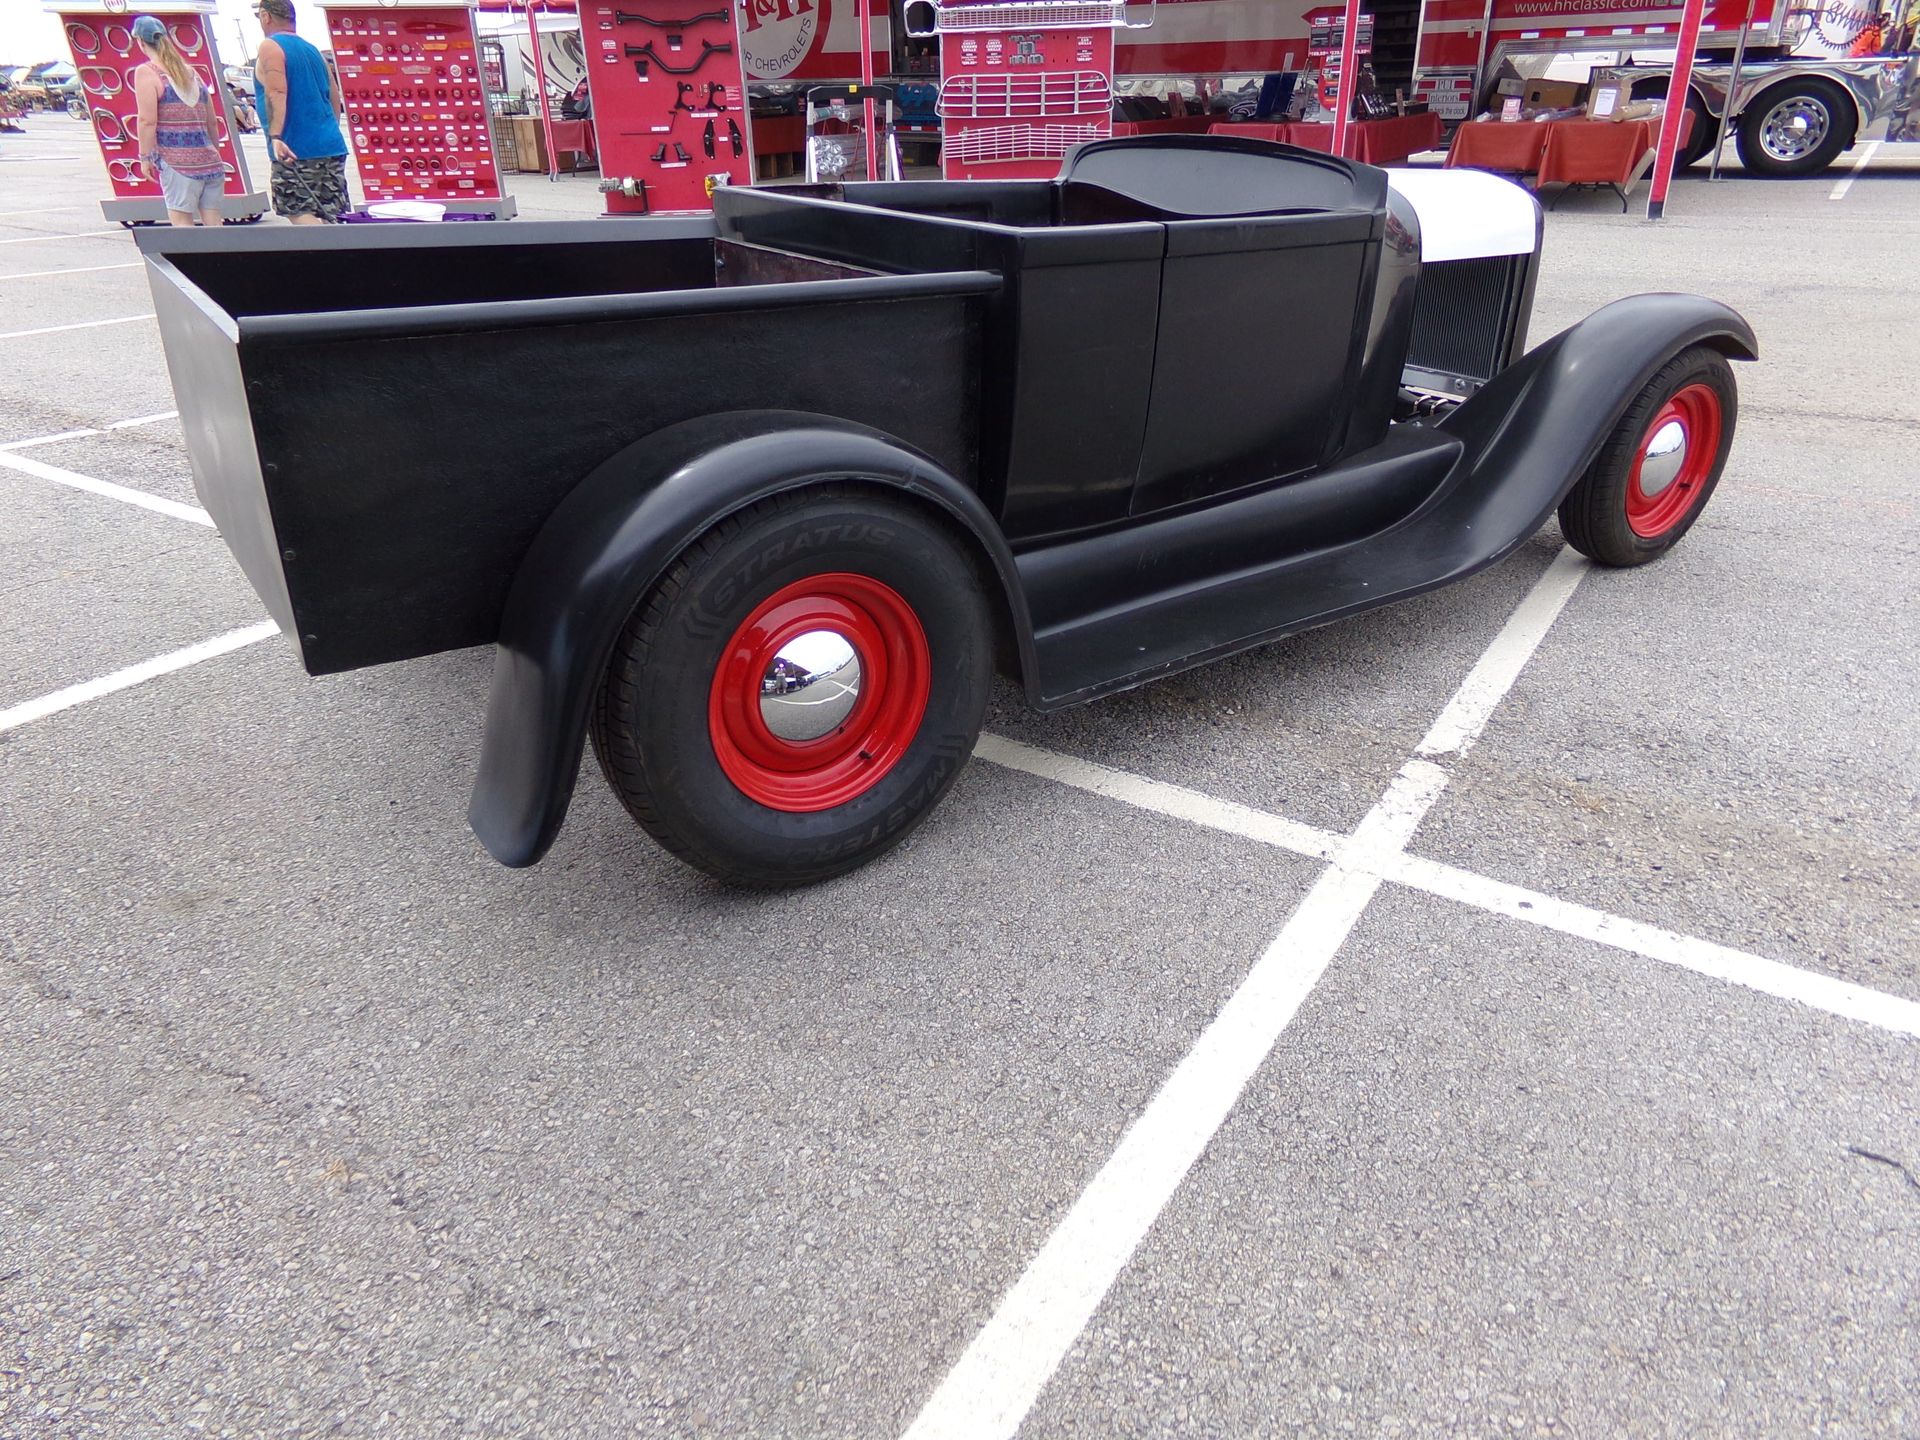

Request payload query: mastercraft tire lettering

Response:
[590,487,994,886]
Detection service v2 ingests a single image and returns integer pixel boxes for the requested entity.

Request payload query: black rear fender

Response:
[468,411,1034,868]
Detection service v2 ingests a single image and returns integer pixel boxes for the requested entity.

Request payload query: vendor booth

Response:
[315,0,517,217]
[46,0,267,225]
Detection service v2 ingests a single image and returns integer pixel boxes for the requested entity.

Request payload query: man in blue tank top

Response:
[253,0,348,223]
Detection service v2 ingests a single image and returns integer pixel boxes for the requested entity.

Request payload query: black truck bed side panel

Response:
[243,293,983,675]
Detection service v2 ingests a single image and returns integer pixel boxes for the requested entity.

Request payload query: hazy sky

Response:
[2,0,332,67]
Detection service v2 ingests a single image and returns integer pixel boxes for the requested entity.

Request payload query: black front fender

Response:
[468,411,1033,868]
[1436,292,1758,554]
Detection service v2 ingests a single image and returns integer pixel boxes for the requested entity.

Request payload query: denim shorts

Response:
[159,159,225,215]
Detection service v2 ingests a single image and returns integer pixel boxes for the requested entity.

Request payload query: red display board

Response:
[49,1,266,224]
[929,1,1120,182]
[578,1,756,215]
[320,3,516,217]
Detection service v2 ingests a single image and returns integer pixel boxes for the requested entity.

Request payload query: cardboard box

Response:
[1586,80,1630,119]
[1524,79,1588,109]
[511,115,548,173]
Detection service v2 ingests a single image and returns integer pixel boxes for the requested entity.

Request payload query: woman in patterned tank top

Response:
[131,14,226,226]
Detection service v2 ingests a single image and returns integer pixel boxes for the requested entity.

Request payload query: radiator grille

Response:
[1407,255,1525,386]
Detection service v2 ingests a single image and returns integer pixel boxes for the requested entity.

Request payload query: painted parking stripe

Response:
[0,410,180,450]
[0,429,102,452]
[0,229,125,246]
[1417,549,1587,757]
[0,448,211,526]
[907,553,1588,1440]
[0,262,142,282]
[974,734,1340,863]
[1829,141,1882,201]
[0,313,154,341]
[0,621,278,736]
[978,734,1920,1041]
[1382,851,1920,1039]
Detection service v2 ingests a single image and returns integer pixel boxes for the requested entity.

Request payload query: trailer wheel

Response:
[590,486,994,886]
[1627,79,1715,167]
[1557,345,1737,567]
[1734,79,1856,177]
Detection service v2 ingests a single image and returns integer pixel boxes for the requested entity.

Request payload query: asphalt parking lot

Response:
[2,114,1917,1438]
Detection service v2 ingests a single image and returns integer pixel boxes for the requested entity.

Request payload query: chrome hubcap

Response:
[1760,98,1829,161]
[758,629,862,742]
[1638,418,1688,498]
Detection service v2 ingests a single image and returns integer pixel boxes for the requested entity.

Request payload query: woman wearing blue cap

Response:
[131,14,227,226]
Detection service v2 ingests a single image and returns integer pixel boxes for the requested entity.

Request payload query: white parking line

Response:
[1417,549,1588,757]
[0,410,181,451]
[0,229,124,246]
[1382,852,1920,1038]
[0,262,142,282]
[907,552,1589,1440]
[975,735,1338,862]
[0,205,95,218]
[0,314,154,341]
[0,621,279,736]
[0,448,211,526]
[978,734,1920,1040]
[1829,141,1882,201]
[0,429,101,452]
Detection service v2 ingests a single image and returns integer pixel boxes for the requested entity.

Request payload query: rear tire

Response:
[1734,79,1856,177]
[590,486,994,886]
[1557,345,1737,568]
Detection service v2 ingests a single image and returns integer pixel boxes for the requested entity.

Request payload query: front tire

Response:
[1734,80,1856,177]
[1557,345,1737,568]
[591,486,994,886]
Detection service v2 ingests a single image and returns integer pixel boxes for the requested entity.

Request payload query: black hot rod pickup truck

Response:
[137,135,1755,885]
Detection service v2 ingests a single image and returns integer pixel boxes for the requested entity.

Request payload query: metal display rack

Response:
[918,0,1148,180]
[911,1,1133,33]
[936,70,1111,118]
[316,1,517,218]
[45,0,268,225]
[942,120,1105,163]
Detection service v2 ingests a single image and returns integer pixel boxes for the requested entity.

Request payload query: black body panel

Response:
[1022,293,1757,708]
[718,138,1391,536]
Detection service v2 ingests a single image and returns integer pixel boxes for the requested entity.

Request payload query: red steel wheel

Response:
[1625,383,1723,539]
[591,486,994,886]
[707,573,931,812]
[1557,344,1738,568]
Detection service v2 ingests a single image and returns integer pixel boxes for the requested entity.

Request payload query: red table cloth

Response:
[750,114,804,158]
[1112,117,1218,137]
[1449,110,1695,182]
[546,118,596,168]
[1535,111,1695,186]
[1208,112,1444,165]
[1445,119,1551,175]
